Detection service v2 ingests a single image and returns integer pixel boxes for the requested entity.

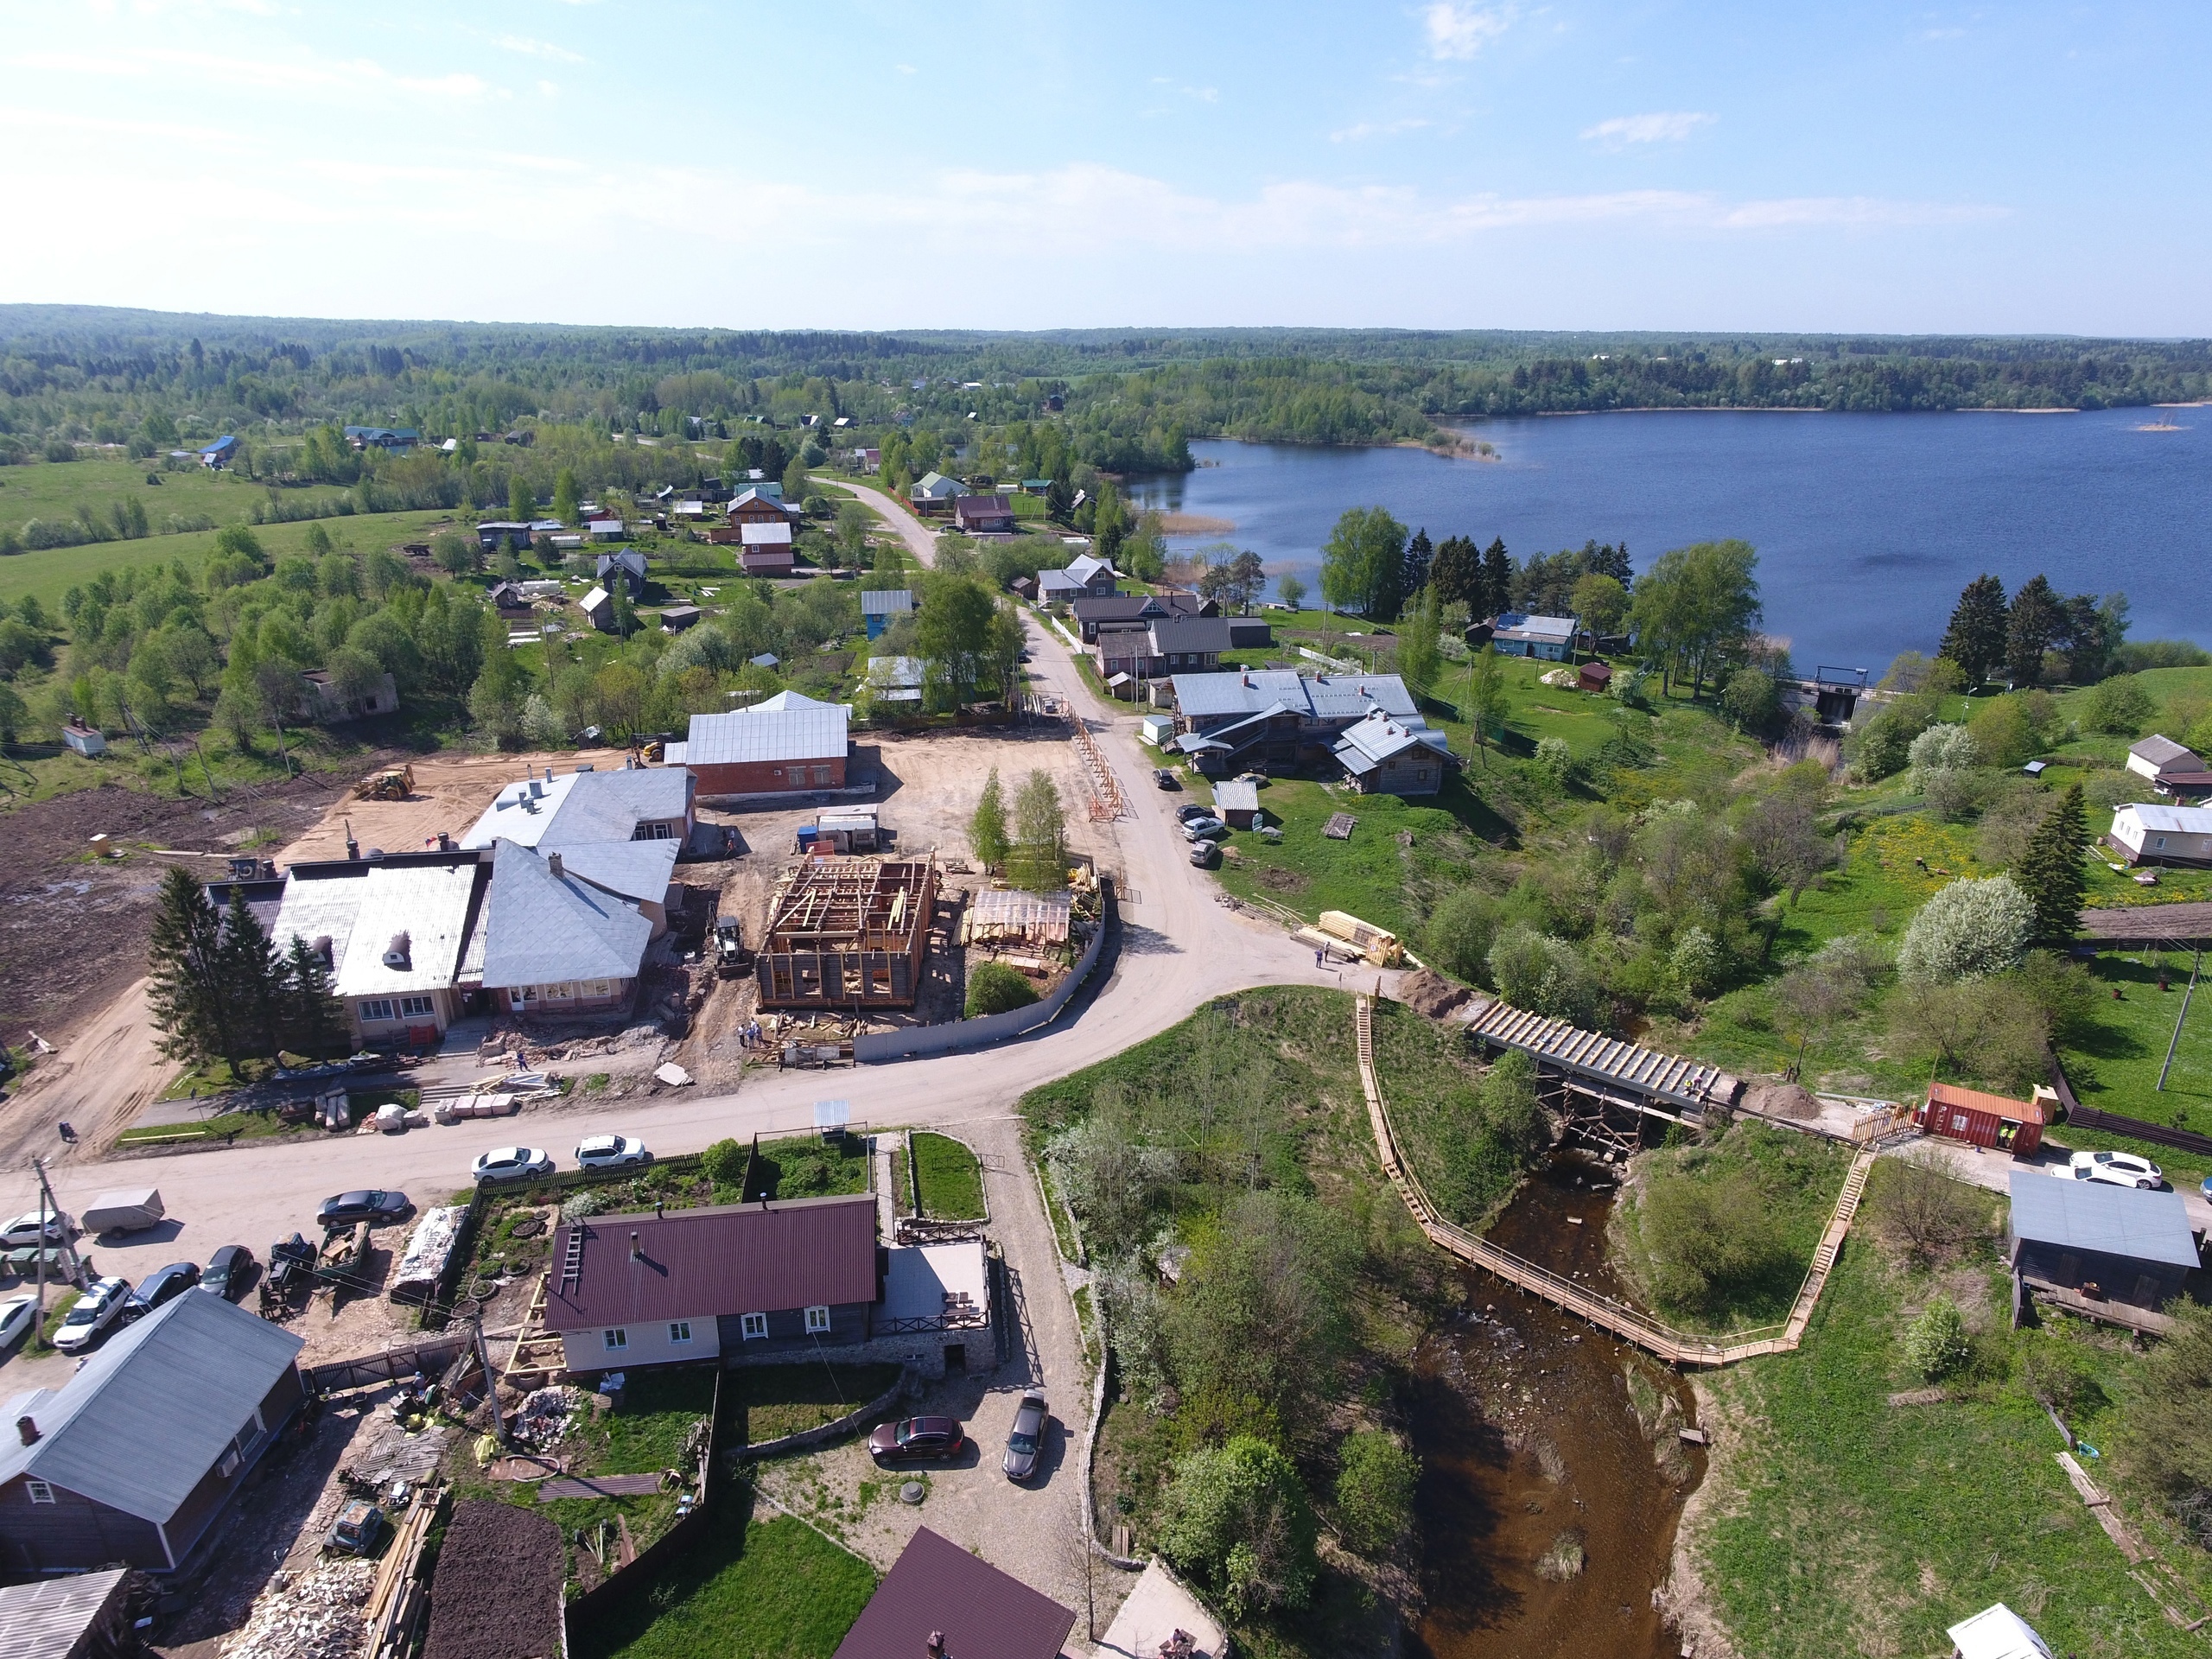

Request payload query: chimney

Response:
[548,852,564,880]
[382,931,411,969]
[345,818,359,862]
[16,1415,37,1446]
[545,766,555,784]
[928,1636,946,1659]
[630,1230,642,1261]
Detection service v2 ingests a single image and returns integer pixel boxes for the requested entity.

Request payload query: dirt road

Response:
[838,479,940,569]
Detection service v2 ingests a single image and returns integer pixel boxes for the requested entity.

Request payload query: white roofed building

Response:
[2108,801,2212,868]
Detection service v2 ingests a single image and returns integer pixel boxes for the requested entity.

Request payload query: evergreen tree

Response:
[219,887,284,1058]
[1582,540,1632,588]
[552,468,581,526]
[2005,574,2064,688]
[1480,537,1513,620]
[2058,593,2112,683]
[1936,574,2008,688]
[969,768,1010,870]
[147,866,233,1065]
[2018,783,2088,939]
[1401,528,1434,597]
[281,937,347,1060]
[1429,535,1478,609]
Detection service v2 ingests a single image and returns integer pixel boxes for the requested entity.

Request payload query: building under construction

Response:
[755,855,939,1009]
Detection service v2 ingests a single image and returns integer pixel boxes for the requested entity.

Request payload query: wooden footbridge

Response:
[1356,994,1874,1369]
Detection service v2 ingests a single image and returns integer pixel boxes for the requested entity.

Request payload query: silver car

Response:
[1003,1392,1049,1481]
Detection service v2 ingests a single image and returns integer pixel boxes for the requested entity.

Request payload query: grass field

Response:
[744,1134,872,1202]
[567,1505,876,1659]
[910,1130,985,1219]
[1694,1232,2212,1658]
[727,1362,904,1446]
[603,1366,720,1473]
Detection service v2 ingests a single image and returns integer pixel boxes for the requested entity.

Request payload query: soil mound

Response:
[1744,1080,1820,1120]
[1396,968,1471,1020]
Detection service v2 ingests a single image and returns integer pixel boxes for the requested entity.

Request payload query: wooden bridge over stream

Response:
[1355,993,1875,1369]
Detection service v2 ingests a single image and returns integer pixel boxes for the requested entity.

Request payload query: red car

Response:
[868,1415,965,1465]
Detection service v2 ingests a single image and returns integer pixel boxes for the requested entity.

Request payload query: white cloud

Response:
[1424,3,1511,61]
[1580,111,1716,146]
[496,35,586,64]
[1332,117,1431,143]
[895,63,916,74]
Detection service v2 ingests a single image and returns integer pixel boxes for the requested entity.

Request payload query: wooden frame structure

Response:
[755,855,939,1009]
[1462,997,1745,1154]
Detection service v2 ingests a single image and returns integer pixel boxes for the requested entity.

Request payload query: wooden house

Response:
[1914,1080,2053,1157]
[2007,1171,2200,1317]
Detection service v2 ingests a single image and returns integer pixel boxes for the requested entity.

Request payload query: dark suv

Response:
[868,1415,966,1465]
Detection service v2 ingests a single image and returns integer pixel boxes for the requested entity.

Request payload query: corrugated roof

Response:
[0,1294,302,1525]
[1929,1080,2051,1124]
[861,589,915,615]
[0,1567,130,1659]
[544,1195,878,1332]
[271,865,371,981]
[480,842,652,988]
[1948,1604,2055,1659]
[331,858,485,997]
[1171,669,1421,724]
[741,521,793,546]
[685,705,849,766]
[2131,734,2200,769]
[1211,779,1260,814]
[2008,1171,2199,1268]
[834,1527,1074,1659]
[1495,613,1577,641]
[2120,803,2212,834]
[1333,710,1453,770]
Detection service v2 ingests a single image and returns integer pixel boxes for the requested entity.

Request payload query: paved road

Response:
[838,478,941,570]
[0,604,1350,1321]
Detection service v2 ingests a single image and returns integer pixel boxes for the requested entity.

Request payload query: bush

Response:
[2083,672,2156,736]
[1489,927,1599,1027]
[41,440,77,463]
[1435,1050,1549,1222]
[1534,734,1579,789]
[1866,1151,1983,1266]
[965,962,1039,1018]
[1721,666,1780,734]
[1335,1430,1418,1556]
[1157,1434,1317,1619]
[1967,690,2060,769]
[1424,887,1500,985]
[1896,875,2034,984]
[1634,1160,1794,1317]
[1920,766,1984,822]
[1669,925,1725,998]
[1902,1297,1970,1381]
[1908,722,1979,776]
[701,1136,747,1188]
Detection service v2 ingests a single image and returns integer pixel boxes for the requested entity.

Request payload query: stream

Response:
[1408,1152,1706,1659]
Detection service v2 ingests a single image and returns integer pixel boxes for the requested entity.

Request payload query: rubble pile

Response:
[220,1558,378,1659]
[508,1386,577,1450]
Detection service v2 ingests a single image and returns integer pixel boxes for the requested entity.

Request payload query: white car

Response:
[472,1147,556,1185]
[0,1211,73,1249]
[0,1294,36,1351]
[52,1277,130,1353]
[575,1135,652,1171]
[2069,1149,2163,1190]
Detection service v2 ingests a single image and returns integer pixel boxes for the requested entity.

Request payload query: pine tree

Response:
[2018,783,2088,939]
[1937,574,2008,689]
[1429,536,1478,608]
[219,887,284,1059]
[1480,538,1513,620]
[1402,528,1434,597]
[2005,575,2064,688]
[969,769,1010,871]
[147,866,233,1065]
[281,937,347,1060]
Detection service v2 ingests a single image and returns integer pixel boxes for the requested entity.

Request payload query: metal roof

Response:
[545,1195,878,1332]
[547,840,679,906]
[1468,999,1735,1110]
[1333,709,1454,770]
[1211,779,1260,814]
[2007,1171,2200,1268]
[2131,734,2200,769]
[2118,802,2212,834]
[741,520,793,546]
[0,1567,130,1659]
[834,1527,1073,1659]
[270,864,371,982]
[0,1294,302,1526]
[464,766,692,851]
[480,841,653,989]
[685,705,849,766]
[861,588,915,615]
[330,857,486,998]
[1494,612,1578,640]
[1171,669,1421,725]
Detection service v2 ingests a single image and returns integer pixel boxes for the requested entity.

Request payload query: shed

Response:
[1212,778,1261,829]
[1138,714,1174,747]
[1913,1080,2052,1156]
[60,721,107,758]
[579,586,617,632]
[2127,734,2201,782]
[0,1567,136,1659]
[2008,1171,2200,1313]
[1948,1600,2056,1659]
[1578,660,1614,693]
[659,604,702,633]
[832,1526,1074,1659]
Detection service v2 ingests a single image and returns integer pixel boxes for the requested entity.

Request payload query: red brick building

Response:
[673,692,851,799]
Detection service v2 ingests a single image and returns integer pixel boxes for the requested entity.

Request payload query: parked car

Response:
[53,1276,130,1352]
[317,1191,412,1229]
[328,1500,386,1555]
[2069,1149,2163,1189]
[1181,817,1227,842]
[0,1294,37,1351]
[1188,841,1222,869]
[868,1415,966,1465]
[575,1135,652,1170]
[0,1211,73,1249]
[199,1244,255,1302]
[123,1262,201,1322]
[1174,803,1213,823]
[472,1147,556,1185]
[1153,768,1179,791]
[1002,1392,1049,1481]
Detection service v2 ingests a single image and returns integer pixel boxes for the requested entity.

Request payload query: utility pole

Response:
[470,1312,508,1446]
[27,1156,69,1353]
[2158,949,2202,1093]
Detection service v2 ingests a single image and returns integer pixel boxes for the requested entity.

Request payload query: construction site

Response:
[753,855,944,1009]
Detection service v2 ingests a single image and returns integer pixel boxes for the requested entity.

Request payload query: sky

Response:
[3,1,2207,335]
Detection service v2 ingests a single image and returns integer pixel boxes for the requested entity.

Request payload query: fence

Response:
[562,1368,723,1633]
[855,888,1112,1063]
[304,1335,469,1396]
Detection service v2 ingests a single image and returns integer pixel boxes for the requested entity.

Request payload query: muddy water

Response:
[1409,1154,1706,1659]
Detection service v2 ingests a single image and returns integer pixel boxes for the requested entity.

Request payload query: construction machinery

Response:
[354,763,416,801]
[714,916,747,978]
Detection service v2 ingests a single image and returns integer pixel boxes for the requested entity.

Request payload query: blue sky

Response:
[3,1,2205,334]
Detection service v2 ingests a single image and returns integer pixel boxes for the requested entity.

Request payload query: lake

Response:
[1124,409,2212,673]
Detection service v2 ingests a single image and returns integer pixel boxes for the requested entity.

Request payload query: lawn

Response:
[114,1110,298,1147]
[745,1134,871,1202]
[1693,1233,2212,1658]
[566,1503,876,1659]
[603,1366,721,1473]
[726,1361,904,1446]
[1363,997,1522,1225]
[910,1131,984,1219]
[2052,953,2212,1185]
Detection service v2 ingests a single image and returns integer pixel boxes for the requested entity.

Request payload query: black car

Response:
[1153,768,1179,791]
[1003,1392,1050,1482]
[200,1244,255,1302]
[123,1262,200,1321]
[1174,803,1213,823]
[318,1190,412,1229]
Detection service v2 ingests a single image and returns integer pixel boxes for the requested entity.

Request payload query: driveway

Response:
[1910,1133,2212,1234]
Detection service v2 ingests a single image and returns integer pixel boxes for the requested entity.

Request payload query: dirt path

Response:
[836,479,939,569]
[0,976,166,1170]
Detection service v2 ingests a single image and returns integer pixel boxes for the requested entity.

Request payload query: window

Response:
[811,766,833,786]
[603,1327,627,1351]
[398,995,435,1020]
[670,1321,692,1344]
[508,987,537,1011]
[24,1479,54,1505]
[804,1305,832,1335]
[740,1312,769,1340]
[633,822,676,841]
[359,999,395,1023]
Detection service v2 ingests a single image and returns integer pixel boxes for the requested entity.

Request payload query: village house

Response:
[1211,778,1261,829]
[862,588,915,639]
[659,604,702,633]
[587,518,626,541]
[595,549,648,597]
[1166,669,1427,776]
[544,1194,991,1378]
[461,764,697,852]
[2008,1171,2201,1319]
[908,472,968,513]
[851,446,880,470]
[272,849,486,1045]
[726,486,799,526]
[2126,734,2201,783]
[1069,589,1216,644]
[1491,612,1579,661]
[1332,707,1459,797]
[833,1528,1074,1659]
[2108,802,2212,868]
[476,519,534,553]
[296,666,398,724]
[1093,613,1233,697]
[952,493,1016,535]
[863,656,925,707]
[487,581,535,619]
[196,435,238,468]
[671,690,852,799]
[0,1293,306,1575]
[739,520,796,575]
[342,425,419,453]
[478,841,659,1018]
[1037,553,1120,603]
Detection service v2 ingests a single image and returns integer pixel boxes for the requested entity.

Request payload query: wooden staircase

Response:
[1356,993,1871,1369]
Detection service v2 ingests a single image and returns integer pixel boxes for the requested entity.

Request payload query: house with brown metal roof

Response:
[833,1527,1075,1659]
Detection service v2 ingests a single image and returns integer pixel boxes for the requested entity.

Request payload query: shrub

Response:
[965,962,1039,1018]
[2122,1305,2212,1546]
[1669,925,1725,998]
[1908,722,1979,776]
[2083,672,2156,736]
[1896,875,2034,984]
[1488,927,1599,1027]
[1866,1151,1983,1266]
[1921,766,1984,822]
[701,1136,747,1187]
[1902,1297,1970,1381]
[1157,1434,1317,1618]
[1634,1161,1793,1317]
[1424,887,1500,985]
[1720,666,1780,734]
[41,440,77,463]
[1967,690,2060,769]
[1534,735,1578,789]
[1335,1430,1419,1557]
